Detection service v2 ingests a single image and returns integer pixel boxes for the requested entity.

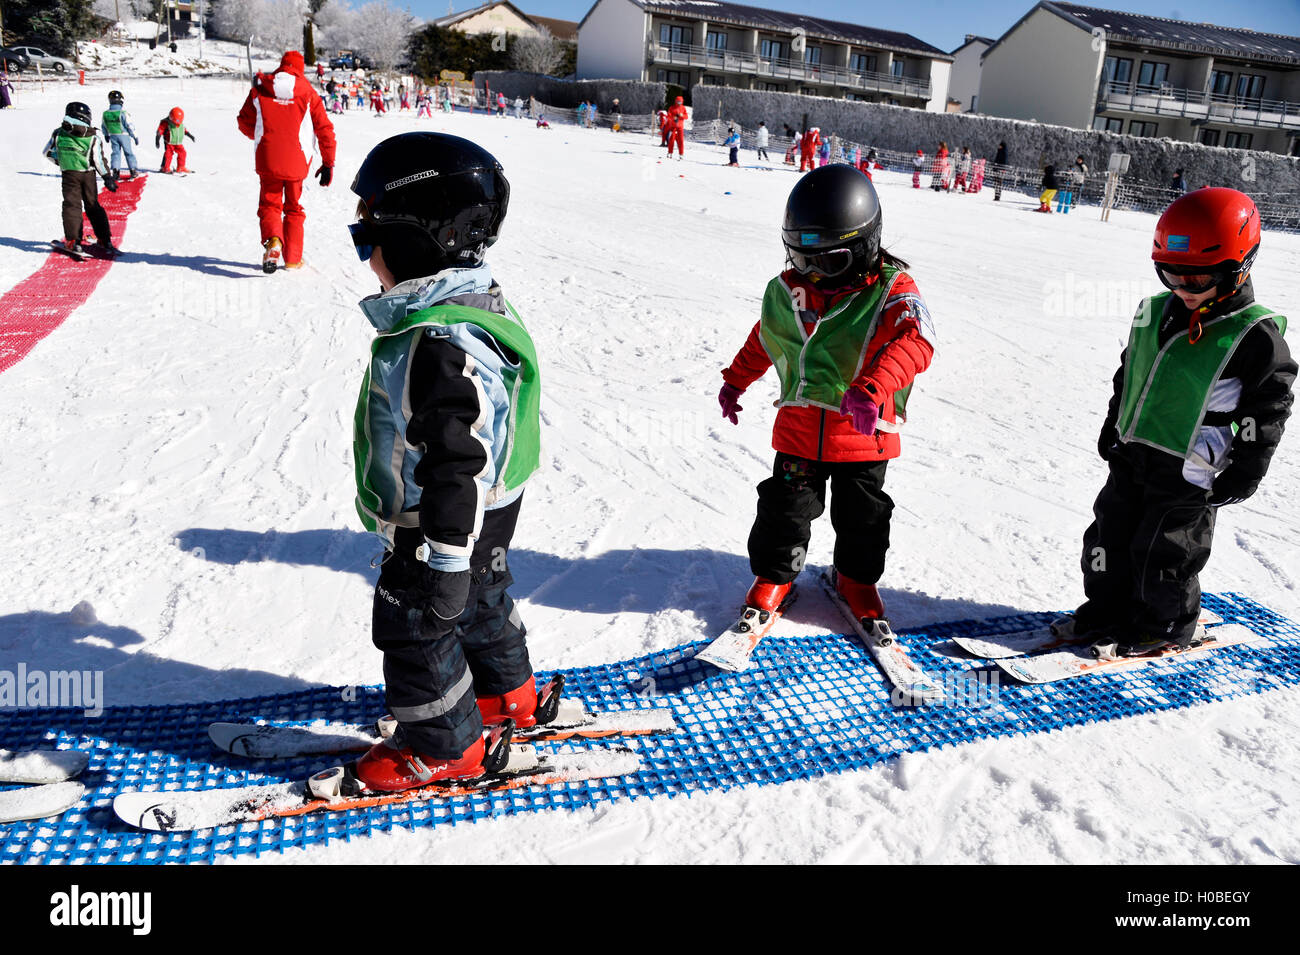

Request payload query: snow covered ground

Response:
[1,78,1298,864]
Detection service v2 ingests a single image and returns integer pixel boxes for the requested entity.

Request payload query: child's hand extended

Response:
[718,383,744,424]
[839,386,879,436]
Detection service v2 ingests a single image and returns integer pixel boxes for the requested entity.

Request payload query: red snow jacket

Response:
[801,129,821,159]
[722,270,935,462]
[667,104,688,130]
[237,51,337,182]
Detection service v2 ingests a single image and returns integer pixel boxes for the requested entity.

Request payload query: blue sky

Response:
[415,0,1300,53]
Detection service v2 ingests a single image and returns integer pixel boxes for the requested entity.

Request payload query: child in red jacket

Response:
[718,165,935,624]
[155,106,194,173]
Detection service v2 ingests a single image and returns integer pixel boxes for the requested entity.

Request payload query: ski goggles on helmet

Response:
[349,219,378,262]
[1154,262,1224,294]
[786,244,855,278]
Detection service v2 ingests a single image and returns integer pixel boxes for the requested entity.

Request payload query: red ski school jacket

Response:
[237,51,337,182]
[722,270,935,462]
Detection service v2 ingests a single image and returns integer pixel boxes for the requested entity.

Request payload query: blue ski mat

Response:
[2,592,1298,864]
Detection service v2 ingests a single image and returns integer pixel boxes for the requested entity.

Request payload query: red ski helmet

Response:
[675,96,684,105]
[1152,187,1260,294]
[169,106,184,124]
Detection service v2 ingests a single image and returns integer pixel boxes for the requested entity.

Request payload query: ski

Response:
[49,240,86,262]
[113,746,642,832]
[819,571,945,704]
[0,782,85,824]
[995,623,1257,684]
[209,699,677,760]
[696,587,797,672]
[954,608,1225,660]
[0,748,90,785]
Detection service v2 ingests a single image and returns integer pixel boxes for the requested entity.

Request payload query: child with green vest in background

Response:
[102,90,139,179]
[1067,188,1294,657]
[717,165,935,631]
[42,100,119,257]
[340,132,553,795]
[155,106,194,173]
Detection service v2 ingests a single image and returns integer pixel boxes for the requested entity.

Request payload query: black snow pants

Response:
[748,452,893,586]
[61,170,111,246]
[373,496,532,759]
[1076,450,1215,645]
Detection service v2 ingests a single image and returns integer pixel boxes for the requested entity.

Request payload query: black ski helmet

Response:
[64,101,93,127]
[108,90,124,105]
[782,164,882,288]
[350,132,509,281]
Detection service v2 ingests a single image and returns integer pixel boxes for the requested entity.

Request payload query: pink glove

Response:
[839,387,880,436]
[718,383,744,425]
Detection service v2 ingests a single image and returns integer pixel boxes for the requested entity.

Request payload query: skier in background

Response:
[724,125,741,166]
[44,101,119,257]
[930,141,949,191]
[155,107,194,173]
[954,146,972,192]
[755,121,770,161]
[912,148,925,188]
[237,50,337,272]
[716,165,935,629]
[666,96,688,158]
[1037,163,1058,212]
[799,126,820,172]
[1060,188,1294,656]
[992,141,1008,201]
[102,90,140,180]
[345,132,554,792]
[0,68,13,109]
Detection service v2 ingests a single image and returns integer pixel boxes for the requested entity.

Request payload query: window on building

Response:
[804,45,821,65]
[1137,61,1169,89]
[659,24,693,47]
[1129,120,1158,137]
[891,59,905,78]
[1103,55,1133,86]
[1235,74,1265,101]
[760,38,786,60]
[1224,131,1253,149]
[763,82,784,92]
[700,74,724,86]
[1210,70,1233,96]
[850,52,877,73]
[657,70,688,85]
[706,32,728,51]
[801,86,819,96]
[1093,117,1123,133]
[1199,129,1221,146]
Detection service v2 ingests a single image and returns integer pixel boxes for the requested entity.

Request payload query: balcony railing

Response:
[1099,81,1300,131]
[650,42,932,100]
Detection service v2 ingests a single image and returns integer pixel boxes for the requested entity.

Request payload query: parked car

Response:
[11,46,74,73]
[0,47,31,72]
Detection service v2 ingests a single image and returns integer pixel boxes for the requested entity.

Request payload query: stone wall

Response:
[690,85,1300,196]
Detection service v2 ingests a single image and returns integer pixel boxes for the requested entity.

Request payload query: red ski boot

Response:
[835,570,886,621]
[353,722,511,793]
[745,577,793,613]
[477,674,565,729]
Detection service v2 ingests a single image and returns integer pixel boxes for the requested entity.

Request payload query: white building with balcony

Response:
[576,0,953,111]
[978,2,1300,155]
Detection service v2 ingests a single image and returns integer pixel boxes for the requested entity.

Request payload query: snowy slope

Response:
[1,78,1298,864]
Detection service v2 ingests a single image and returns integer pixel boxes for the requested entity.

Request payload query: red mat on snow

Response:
[0,175,148,374]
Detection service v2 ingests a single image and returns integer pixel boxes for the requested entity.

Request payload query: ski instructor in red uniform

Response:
[237,50,337,272]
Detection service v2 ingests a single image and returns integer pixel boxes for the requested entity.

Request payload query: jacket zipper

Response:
[817,409,826,460]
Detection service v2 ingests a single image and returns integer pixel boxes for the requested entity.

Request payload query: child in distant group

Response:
[514,96,524,119]
[1060,188,1294,657]
[755,121,770,161]
[102,90,139,179]
[1038,163,1058,212]
[931,141,949,191]
[912,148,925,188]
[954,146,972,192]
[716,165,935,632]
[0,68,13,109]
[155,106,194,173]
[417,89,433,118]
[535,113,550,129]
[724,126,741,166]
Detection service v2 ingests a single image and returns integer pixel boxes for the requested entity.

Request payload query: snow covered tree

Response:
[352,0,415,70]
[510,25,564,76]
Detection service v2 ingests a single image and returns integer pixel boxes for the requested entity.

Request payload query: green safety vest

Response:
[102,109,126,136]
[54,129,93,172]
[165,121,185,145]
[353,302,542,543]
[757,266,911,426]
[1117,293,1287,459]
